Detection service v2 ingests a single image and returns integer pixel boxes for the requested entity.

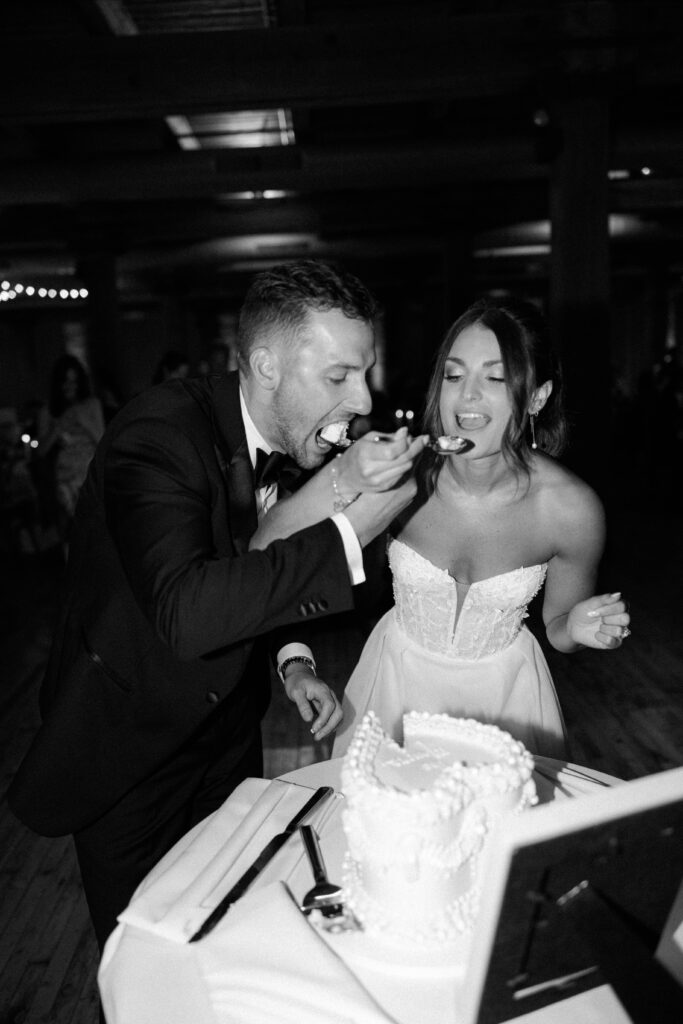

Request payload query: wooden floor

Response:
[1,468,681,1022]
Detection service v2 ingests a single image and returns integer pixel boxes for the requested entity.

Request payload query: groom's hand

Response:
[282,669,343,741]
[335,427,428,495]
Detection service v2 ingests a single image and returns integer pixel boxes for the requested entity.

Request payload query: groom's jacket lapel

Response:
[186,371,257,554]
[212,372,257,554]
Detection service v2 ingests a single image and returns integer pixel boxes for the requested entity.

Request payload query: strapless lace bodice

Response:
[389,538,546,660]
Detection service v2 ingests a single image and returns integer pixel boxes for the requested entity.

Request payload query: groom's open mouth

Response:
[316,421,352,449]
[454,412,490,432]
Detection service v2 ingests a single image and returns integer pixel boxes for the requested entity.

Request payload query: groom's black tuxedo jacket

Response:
[9,372,354,837]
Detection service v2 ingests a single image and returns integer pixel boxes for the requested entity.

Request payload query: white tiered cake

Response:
[340,711,537,946]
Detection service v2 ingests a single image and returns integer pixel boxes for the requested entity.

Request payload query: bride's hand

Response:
[333,426,428,494]
[566,592,630,649]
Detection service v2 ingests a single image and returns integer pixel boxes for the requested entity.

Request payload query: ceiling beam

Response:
[2,5,682,123]
[0,138,546,204]
[1,124,681,206]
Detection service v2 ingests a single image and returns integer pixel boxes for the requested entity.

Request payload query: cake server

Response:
[299,824,344,917]
[188,785,334,942]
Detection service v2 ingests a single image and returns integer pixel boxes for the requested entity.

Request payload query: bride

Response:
[251,297,630,760]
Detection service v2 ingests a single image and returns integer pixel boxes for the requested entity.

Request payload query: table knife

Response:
[188,785,334,942]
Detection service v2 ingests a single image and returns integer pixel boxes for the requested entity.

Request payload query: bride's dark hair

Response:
[418,296,567,494]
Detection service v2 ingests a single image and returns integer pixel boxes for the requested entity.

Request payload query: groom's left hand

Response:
[282,669,343,741]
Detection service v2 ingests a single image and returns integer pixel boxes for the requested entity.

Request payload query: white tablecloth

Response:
[99,757,635,1024]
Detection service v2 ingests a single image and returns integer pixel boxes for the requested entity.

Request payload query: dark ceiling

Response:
[2,0,683,307]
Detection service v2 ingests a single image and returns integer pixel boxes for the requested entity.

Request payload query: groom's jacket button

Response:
[205,690,220,704]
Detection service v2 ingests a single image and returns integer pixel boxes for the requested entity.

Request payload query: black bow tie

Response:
[253,448,304,493]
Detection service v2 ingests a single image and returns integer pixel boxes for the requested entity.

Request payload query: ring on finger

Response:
[621,627,631,639]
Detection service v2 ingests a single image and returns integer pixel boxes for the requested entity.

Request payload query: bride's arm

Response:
[250,427,427,549]
[543,477,629,651]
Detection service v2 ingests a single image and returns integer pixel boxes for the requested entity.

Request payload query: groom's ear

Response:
[530,379,553,415]
[249,346,281,391]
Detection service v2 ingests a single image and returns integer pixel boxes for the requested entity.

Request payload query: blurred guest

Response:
[38,354,105,544]
[0,407,40,554]
[152,350,190,385]
[199,340,231,376]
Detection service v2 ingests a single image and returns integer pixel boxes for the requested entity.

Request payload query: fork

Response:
[298,824,344,917]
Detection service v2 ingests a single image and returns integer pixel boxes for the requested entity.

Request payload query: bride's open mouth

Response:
[316,422,352,449]
[454,412,490,432]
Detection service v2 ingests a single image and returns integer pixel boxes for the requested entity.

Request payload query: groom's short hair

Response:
[236,259,378,368]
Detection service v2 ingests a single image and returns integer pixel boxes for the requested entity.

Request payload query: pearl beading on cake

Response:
[341,850,481,943]
[403,710,538,806]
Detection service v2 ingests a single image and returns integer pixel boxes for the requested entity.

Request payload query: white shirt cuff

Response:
[331,512,366,586]
[276,642,315,672]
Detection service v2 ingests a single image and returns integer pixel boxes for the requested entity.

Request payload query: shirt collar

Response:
[239,387,271,469]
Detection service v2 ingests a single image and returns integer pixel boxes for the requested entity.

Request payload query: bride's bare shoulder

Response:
[533,453,604,527]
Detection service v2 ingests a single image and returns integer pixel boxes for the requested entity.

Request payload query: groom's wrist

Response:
[276,643,316,684]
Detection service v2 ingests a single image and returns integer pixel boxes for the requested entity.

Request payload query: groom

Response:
[8,259,420,949]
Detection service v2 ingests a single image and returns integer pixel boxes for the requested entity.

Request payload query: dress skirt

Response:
[332,609,568,761]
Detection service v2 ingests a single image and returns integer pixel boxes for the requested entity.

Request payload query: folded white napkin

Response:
[197,881,397,1024]
[119,777,340,942]
[100,926,221,1024]
[107,776,395,1024]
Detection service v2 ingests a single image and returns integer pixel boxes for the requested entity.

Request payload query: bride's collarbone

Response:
[397,520,539,586]
[434,484,531,516]
[419,497,527,538]
[435,464,540,512]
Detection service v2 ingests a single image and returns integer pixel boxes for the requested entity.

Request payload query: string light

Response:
[0,279,88,303]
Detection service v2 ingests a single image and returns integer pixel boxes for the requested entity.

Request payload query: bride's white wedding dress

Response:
[332,538,568,759]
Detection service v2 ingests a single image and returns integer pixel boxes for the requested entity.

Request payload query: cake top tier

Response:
[342,711,537,815]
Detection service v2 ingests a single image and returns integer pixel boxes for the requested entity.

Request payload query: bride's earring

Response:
[529,413,538,450]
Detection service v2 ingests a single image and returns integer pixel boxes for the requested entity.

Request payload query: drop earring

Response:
[530,412,538,450]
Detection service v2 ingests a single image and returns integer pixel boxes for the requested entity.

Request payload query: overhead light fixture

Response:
[217,189,296,202]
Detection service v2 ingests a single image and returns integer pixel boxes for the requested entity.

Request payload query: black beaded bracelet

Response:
[277,655,317,684]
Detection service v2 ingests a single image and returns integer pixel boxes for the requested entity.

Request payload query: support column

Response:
[548,90,611,489]
[77,250,122,409]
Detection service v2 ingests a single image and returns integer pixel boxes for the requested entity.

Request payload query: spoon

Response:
[370,432,473,454]
[298,824,344,917]
[428,434,474,454]
[323,430,474,456]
